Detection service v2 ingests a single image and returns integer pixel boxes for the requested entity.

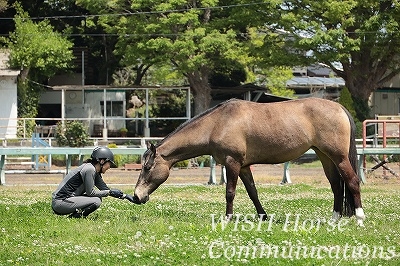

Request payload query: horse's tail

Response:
[341,106,357,217]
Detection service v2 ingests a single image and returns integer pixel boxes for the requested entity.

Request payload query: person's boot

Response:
[81,203,98,218]
[68,209,83,218]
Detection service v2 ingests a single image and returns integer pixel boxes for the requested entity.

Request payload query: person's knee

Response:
[93,197,102,208]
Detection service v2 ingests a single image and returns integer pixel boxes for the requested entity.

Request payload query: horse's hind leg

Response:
[335,157,365,225]
[318,150,365,226]
[316,151,344,222]
[239,166,267,219]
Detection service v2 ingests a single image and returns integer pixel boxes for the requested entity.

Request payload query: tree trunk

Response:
[19,67,29,82]
[346,79,374,122]
[340,57,392,122]
[186,70,212,115]
[342,65,378,121]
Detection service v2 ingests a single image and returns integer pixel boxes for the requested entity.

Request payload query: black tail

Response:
[341,106,357,217]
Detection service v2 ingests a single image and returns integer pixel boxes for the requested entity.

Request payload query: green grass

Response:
[1,182,400,265]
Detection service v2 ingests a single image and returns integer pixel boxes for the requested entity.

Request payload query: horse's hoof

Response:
[355,208,365,219]
[356,219,365,227]
[331,211,341,223]
[355,208,365,227]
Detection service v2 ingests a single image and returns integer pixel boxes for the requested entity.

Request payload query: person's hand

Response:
[109,188,124,198]
[124,194,138,204]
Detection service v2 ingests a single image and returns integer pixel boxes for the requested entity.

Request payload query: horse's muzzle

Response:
[133,194,149,204]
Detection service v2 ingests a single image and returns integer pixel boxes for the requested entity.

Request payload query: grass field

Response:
[1,171,400,265]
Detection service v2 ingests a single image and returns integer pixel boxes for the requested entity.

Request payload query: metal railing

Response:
[0,116,189,140]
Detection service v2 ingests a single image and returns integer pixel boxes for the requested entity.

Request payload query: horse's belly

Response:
[245,144,310,165]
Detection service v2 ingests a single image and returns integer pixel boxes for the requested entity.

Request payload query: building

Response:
[0,51,20,138]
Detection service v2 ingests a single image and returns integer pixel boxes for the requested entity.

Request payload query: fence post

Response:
[208,156,217,185]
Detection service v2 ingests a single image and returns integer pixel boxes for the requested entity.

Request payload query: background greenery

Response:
[1,0,400,122]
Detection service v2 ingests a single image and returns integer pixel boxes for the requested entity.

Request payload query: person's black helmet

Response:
[91,146,116,167]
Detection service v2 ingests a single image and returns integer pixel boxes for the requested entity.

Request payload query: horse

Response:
[133,97,365,226]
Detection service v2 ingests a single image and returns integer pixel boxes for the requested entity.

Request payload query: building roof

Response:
[0,51,20,76]
[307,63,337,77]
[287,77,345,88]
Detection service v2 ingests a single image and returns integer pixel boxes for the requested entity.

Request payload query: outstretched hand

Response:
[109,188,124,198]
[124,194,138,204]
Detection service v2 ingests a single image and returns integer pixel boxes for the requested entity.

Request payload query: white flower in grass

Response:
[134,231,142,239]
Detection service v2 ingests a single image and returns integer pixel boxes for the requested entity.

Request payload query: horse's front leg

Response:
[224,158,240,220]
[239,166,267,219]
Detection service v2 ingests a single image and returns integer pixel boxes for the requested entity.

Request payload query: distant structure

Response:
[0,51,20,138]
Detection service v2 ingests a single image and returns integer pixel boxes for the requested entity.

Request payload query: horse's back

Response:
[211,98,351,164]
[220,98,347,127]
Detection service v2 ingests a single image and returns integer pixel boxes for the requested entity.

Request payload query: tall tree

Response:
[77,0,275,114]
[5,4,74,82]
[2,3,74,135]
[265,0,400,120]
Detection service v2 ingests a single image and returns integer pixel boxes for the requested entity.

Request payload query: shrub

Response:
[55,121,89,147]
[174,160,189,168]
[197,155,211,167]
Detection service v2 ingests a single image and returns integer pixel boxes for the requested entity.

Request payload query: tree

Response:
[265,1,400,121]
[263,67,295,98]
[76,1,275,115]
[5,4,74,82]
[2,3,74,136]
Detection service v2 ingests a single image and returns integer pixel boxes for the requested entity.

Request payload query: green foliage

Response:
[106,143,120,167]
[339,87,356,118]
[339,87,363,137]
[6,3,74,78]
[3,3,75,138]
[16,80,39,138]
[106,143,142,167]
[55,121,89,147]
[76,0,268,114]
[151,89,190,135]
[263,67,295,98]
[272,1,400,119]
[353,96,372,121]
[173,160,189,168]
[197,155,211,167]
[209,59,247,87]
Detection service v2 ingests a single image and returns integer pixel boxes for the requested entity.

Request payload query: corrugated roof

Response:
[287,77,345,88]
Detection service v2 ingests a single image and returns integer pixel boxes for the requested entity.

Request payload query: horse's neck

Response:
[158,128,210,166]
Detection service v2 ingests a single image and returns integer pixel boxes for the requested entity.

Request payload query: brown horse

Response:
[133,98,365,226]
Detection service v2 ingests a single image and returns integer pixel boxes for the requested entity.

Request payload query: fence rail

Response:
[0,147,146,185]
[0,115,190,139]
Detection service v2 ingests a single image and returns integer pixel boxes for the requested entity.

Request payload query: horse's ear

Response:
[146,141,153,149]
[149,143,156,154]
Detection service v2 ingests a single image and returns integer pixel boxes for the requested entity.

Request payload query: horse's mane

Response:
[156,98,240,147]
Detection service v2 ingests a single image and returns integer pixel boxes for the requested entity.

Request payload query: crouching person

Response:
[52,146,136,218]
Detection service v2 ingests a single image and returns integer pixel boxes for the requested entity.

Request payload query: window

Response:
[100,101,123,117]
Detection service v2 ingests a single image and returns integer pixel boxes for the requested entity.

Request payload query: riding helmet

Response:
[91,146,117,167]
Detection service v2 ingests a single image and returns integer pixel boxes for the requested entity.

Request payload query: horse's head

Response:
[133,143,170,204]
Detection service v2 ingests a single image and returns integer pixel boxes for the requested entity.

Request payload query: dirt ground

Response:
[3,162,400,187]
